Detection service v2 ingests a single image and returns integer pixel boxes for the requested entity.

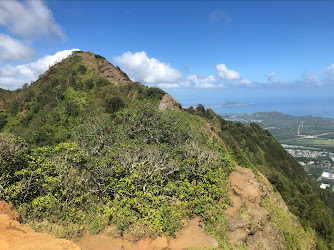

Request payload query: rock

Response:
[159,94,181,111]
[205,122,215,131]
[77,52,131,85]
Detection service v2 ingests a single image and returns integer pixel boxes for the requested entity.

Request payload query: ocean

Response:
[210,96,334,119]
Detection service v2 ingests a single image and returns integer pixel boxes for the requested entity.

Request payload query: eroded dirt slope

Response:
[76,217,218,250]
[226,166,285,249]
[0,201,80,250]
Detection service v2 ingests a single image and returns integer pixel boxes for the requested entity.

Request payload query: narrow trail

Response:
[225,166,285,249]
[75,217,218,250]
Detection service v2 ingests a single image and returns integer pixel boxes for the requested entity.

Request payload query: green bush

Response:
[0,113,7,130]
[147,87,166,100]
[105,97,125,113]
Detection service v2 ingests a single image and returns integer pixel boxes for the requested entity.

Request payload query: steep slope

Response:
[0,51,333,249]
[212,117,334,248]
[226,167,315,249]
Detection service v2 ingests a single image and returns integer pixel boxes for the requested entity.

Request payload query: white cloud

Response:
[113,51,182,84]
[210,9,225,22]
[328,64,334,73]
[0,49,79,90]
[179,74,254,88]
[157,83,181,88]
[324,64,334,85]
[267,72,278,83]
[0,33,35,62]
[186,74,217,88]
[267,72,276,78]
[239,79,255,87]
[304,74,319,83]
[216,64,241,80]
[240,79,251,84]
[0,1,64,40]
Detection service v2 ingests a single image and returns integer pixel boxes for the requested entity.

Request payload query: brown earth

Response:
[75,217,218,250]
[0,200,80,250]
[0,200,21,222]
[159,94,181,111]
[226,166,285,249]
[77,52,131,84]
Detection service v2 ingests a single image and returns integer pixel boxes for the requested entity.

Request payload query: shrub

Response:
[105,97,125,114]
[147,87,166,100]
[0,113,7,130]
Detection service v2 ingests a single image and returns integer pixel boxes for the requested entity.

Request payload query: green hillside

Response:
[220,111,334,142]
[1,52,334,249]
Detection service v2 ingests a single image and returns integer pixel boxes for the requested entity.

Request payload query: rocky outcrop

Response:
[159,94,181,111]
[77,52,131,85]
[0,200,80,250]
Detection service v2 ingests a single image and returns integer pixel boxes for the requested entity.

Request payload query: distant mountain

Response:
[0,52,333,248]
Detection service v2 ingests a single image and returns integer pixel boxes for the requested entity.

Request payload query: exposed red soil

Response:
[226,166,285,249]
[76,217,218,250]
[77,53,131,85]
[0,200,80,250]
[0,200,21,222]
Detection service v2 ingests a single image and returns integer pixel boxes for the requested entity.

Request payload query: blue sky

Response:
[1,1,334,108]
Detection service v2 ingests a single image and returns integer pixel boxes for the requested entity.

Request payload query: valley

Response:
[220,112,334,191]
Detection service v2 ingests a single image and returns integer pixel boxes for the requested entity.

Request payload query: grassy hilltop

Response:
[0,51,334,249]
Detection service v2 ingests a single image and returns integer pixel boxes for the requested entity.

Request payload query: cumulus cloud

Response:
[0,1,64,40]
[265,72,328,88]
[175,74,255,89]
[0,34,35,62]
[157,83,181,88]
[0,49,79,90]
[186,74,217,88]
[114,53,334,89]
[216,64,241,80]
[113,51,182,84]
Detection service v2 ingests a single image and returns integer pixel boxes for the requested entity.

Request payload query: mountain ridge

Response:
[0,51,333,249]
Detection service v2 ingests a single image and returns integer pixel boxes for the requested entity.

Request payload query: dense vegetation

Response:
[0,106,232,240]
[0,51,333,248]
